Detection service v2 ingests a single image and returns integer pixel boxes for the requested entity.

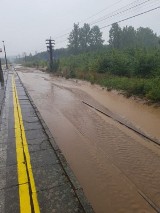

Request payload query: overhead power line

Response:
[55,32,70,40]
[54,0,125,39]
[90,0,154,25]
[100,5,160,29]
[79,0,124,23]
[55,5,160,47]
[55,0,156,41]
[31,1,160,53]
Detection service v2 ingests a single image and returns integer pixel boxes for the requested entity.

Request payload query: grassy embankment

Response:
[58,48,160,102]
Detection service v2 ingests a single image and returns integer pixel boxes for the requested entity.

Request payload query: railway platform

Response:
[0,69,93,213]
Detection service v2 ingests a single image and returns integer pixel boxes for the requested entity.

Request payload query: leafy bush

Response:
[146,78,160,101]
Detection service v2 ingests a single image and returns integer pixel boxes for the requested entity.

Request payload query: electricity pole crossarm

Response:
[46,37,55,72]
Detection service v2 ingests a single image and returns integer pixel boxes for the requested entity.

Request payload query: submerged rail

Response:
[82,101,160,146]
[83,100,160,212]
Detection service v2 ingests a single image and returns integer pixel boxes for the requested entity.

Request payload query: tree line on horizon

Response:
[67,22,159,55]
[109,23,159,49]
[15,23,160,101]
[15,22,160,62]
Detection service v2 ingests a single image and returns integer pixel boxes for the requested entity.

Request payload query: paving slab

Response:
[4,185,19,213]
[32,164,68,191]
[30,149,59,167]
[37,183,84,213]
[28,139,52,152]
[3,164,18,188]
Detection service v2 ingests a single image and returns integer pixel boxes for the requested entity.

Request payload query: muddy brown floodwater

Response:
[18,67,160,213]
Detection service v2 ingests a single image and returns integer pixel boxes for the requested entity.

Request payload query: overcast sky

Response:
[0,0,159,56]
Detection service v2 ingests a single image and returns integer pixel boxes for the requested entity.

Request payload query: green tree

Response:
[109,23,122,49]
[89,25,104,49]
[121,26,136,48]
[68,23,80,54]
[136,27,158,48]
[79,23,91,52]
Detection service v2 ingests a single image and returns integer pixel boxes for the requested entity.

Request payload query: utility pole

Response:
[46,37,55,71]
[23,52,27,63]
[2,41,8,69]
[0,48,4,86]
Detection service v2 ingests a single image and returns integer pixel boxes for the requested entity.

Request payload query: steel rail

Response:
[82,101,160,146]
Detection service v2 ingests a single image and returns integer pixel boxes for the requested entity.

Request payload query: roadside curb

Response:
[16,71,94,213]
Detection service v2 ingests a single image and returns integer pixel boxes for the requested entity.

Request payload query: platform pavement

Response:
[0,69,94,213]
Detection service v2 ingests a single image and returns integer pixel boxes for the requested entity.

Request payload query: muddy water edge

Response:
[18,68,160,213]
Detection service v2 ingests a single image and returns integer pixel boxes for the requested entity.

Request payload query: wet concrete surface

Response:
[0,70,93,212]
[16,67,160,213]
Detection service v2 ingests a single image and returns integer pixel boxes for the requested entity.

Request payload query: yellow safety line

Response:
[12,76,40,213]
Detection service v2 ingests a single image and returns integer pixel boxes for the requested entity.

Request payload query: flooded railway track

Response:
[82,101,160,212]
[82,101,160,146]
